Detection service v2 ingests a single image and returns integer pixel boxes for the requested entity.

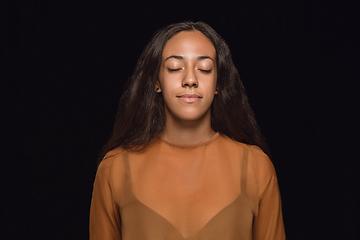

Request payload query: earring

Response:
[215,88,219,94]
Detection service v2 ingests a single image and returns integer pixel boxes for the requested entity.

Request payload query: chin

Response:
[165,104,211,122]
[174,110,210,122]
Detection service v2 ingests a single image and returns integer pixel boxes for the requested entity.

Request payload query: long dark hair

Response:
[98,21,271,163]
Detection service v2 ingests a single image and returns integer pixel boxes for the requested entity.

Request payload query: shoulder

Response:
[94,148,129,201]
[96,147,127,177]
[246,145,278,199]
[220,134,274,174]
[247,145,275,176]
[216,134,251,154]
[218,134,272,169]
[219,135,277,191]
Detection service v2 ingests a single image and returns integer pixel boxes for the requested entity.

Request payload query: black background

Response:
[2,0,358,239]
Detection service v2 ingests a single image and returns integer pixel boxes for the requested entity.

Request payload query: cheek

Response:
[159,78,172,94]
[159,82,176,105]
[159,73,181,93]
[204,79,217,94]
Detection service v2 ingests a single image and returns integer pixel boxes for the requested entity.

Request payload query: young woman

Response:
[90,21,285,240]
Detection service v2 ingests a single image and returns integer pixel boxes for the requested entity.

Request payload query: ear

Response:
[155,81,162,93]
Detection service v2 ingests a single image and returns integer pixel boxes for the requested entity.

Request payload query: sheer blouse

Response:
[90,133,285,239]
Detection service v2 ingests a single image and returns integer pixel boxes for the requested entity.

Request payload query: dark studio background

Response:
[1,0,358,239]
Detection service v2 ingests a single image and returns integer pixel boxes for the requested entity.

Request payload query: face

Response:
[158,30,217,122]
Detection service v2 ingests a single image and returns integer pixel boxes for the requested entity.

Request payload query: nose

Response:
[182,69,198,88]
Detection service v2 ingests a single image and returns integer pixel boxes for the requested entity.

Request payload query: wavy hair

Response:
[98,21,270,163]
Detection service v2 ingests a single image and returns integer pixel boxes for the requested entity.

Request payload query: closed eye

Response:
[168,68,182,72]
[199,69,212,73]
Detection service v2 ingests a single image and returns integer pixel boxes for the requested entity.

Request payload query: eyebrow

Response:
[164,55,214,62]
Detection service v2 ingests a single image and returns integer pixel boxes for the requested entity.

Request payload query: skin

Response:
[157,30,218,145]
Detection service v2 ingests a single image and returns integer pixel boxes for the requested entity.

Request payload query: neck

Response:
[161,109,216,145]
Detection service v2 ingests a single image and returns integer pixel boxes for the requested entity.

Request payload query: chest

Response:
[124,154,249,238]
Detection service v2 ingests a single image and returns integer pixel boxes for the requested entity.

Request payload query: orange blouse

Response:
[90,133,285,239]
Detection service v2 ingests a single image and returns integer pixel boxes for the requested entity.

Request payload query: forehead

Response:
[162,31,216,58]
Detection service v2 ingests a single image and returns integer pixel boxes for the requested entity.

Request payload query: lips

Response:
[177,94,202,103]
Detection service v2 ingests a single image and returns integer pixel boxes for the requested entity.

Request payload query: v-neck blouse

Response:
[89,134,285,240]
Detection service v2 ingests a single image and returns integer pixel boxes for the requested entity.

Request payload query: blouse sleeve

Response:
[251,147,286,240]
[89,161,121,240]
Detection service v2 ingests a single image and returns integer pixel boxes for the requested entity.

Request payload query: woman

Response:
[90,21,285,240]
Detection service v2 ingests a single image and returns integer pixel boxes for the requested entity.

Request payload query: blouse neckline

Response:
[158,132,220,149]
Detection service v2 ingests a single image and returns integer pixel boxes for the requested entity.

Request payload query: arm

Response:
[251,147,285,240]
[89,162,121,240]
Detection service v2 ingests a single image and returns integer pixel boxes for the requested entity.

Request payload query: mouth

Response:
[177,94,202,103]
